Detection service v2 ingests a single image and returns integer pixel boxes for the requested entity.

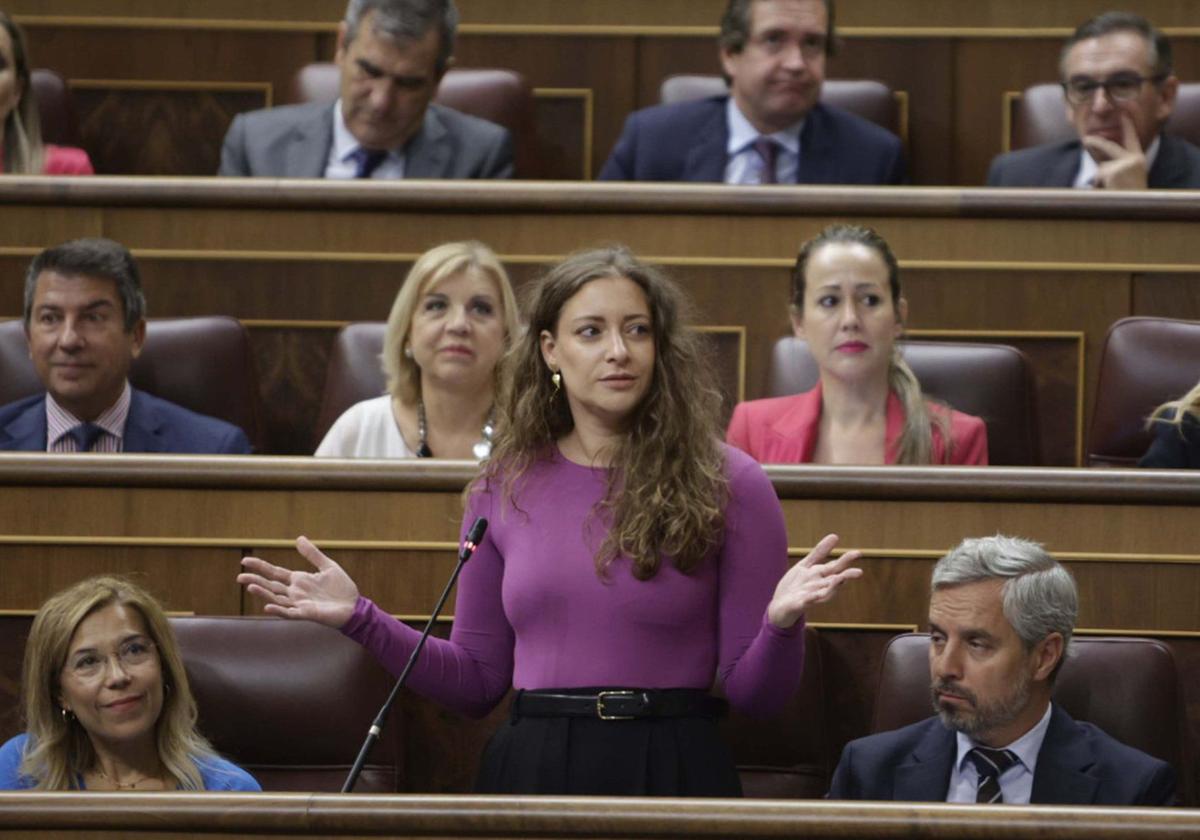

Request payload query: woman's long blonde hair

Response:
[19,576,219,790]
[1148,379,1200,429]
[791,224,952,465]
[476,246,728,580]
[1,12,44,174]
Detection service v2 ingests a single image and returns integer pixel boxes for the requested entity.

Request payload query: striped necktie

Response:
[67,422,104,452]
[752,137,779,184]
[968,746,1019,803]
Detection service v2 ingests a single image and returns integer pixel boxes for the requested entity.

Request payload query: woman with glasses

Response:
[0,576,258,791]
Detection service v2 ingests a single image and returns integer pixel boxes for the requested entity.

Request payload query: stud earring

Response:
[404,346,414,359]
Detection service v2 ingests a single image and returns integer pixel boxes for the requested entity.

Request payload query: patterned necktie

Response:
[67,422,104,453]
[351,147,387,179]
[752,137,779,184]
[968,746,1019,803]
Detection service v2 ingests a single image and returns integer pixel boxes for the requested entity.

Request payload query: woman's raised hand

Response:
[767,533,864,629]
[237,536,360,628]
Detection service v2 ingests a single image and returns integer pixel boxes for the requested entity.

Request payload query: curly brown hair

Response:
[476,246,728,580]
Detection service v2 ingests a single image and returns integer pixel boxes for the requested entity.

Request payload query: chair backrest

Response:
[312,322,387,450]
[290,65,535,176]
[721,625,828,798]
[1087,316,1200,467]
[659,75,900,138]
[171,616,403,792]
[0,317,264,451]
[31,68,83,149]
[872,633,1187,785]
[765,337,1040,466]
[1009,82,1200,150]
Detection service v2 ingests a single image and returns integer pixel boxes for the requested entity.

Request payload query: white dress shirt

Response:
[723,98,803,185]
[945,702,1053,804]
[324,100,407,180]
[1073,135,1160,188]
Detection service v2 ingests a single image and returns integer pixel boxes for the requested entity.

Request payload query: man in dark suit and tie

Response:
[598,0,904,185]
[219,0,511,179]
[828,535,1176,805]
[0,238,252,454]
[988,12,1200,189]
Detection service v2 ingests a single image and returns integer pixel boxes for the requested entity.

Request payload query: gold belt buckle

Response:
[596,690,638,720]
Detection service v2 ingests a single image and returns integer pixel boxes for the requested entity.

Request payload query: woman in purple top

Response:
[239,246,863,796]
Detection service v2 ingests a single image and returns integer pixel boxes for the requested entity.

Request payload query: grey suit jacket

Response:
[219,101,513,179]
[987,132,1200,188]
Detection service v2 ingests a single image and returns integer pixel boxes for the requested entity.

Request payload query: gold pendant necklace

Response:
[93,765,162,790]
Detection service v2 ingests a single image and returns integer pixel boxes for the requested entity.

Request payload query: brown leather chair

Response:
[721,625,828,798]
[660,75,900,139]
[291,65,535,176]
[0,316,264,452]
[871,633,1188,800]
[1008,82,1200,151]
[765,337,1040,466]
[31,68,83,149]
[1087,317,1200,467]
[171,616,404,792]
[312,321,387,450]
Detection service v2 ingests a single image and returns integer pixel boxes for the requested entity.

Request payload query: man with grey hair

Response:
[598,0,903,184]
[828,535,1175,805]
[0,238,251,453]
[988,11,1200,189]
[220,0,512,179]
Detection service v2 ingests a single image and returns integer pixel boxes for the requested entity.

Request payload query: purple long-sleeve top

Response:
[342,443,804,719]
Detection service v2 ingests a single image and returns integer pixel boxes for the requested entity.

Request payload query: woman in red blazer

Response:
[0,12,93,176]
[727,224,987,465]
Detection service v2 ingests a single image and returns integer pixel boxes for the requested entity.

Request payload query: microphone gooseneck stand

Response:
[341,517,488,793]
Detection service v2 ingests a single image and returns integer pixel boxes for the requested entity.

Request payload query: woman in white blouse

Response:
[316,241,519,459]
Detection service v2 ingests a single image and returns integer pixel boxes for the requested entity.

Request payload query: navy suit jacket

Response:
[598,96,906,185]
[987,133,1200,188]
[0,389,252,454]
[1139,411,1200,469]
[218,102,513,179]
[828,704,1177,805]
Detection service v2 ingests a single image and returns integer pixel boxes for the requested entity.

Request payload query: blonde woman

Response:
[1139,379,1200,468]
[727,224,987,464]
[316,241,519,458]
[0,576,258,791]
[0,11,93,175]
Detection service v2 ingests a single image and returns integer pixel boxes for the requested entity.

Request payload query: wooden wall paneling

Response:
[455,34,635,179]
[531,89,593,181]
[243,322,339,456]
[70,82,271,176]
[0,545,243,615]
[246,548,462,619]
[1133,272,1200,321]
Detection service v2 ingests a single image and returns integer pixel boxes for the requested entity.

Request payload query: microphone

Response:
[341,517,488,793]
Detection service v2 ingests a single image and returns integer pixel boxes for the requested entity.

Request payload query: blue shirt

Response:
[0,733,261,791]
[945,702,1053,804]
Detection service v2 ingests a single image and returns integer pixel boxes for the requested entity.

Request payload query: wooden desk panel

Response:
[2,793,1199,839]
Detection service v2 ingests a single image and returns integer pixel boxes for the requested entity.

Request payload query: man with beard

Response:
[827,535,1176,804]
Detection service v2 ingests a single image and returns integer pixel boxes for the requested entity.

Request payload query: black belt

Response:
[513,689,728,721]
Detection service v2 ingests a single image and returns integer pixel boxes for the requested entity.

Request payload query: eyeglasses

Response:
[64,637,157,681]
[1062,73,1166,106]
[749,31,829,61]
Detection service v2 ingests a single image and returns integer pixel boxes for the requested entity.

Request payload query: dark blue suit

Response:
[1139,411,1200,469]
[0,389,252,454]
[987,133,1200,188]
[598,96,905,184]
[828,704,1176,805]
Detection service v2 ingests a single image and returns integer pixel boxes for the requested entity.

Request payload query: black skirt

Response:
[475,688,742,797]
